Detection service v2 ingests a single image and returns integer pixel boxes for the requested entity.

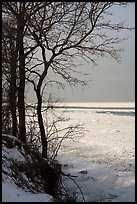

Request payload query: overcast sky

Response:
[26,3,135,103]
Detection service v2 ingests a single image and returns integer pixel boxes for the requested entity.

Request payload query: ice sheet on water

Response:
[57,103,135,202]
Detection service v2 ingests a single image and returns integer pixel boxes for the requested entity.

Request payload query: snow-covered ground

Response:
[2,182,53,202]
[2,134,54,202]
[56,103,135,202]
[2,102,135,202]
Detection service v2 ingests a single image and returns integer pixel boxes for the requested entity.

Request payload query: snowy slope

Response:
[2,134,54,202]
[2,182,53,202]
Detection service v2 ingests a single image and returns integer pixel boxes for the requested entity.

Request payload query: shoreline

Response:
[28,102,135,108]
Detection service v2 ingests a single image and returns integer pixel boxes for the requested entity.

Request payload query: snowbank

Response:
[2,134,61,202]
[2,182,53,202]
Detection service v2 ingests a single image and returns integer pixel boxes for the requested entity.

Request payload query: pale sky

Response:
[26,3,135,103]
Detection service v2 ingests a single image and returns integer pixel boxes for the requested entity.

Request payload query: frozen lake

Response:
[55,102,135,202]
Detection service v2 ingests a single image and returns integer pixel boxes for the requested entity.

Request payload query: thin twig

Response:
[61,171,86,202]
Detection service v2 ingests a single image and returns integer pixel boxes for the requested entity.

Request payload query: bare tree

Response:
[25,99,84,161]
[2,18,18,137]
[25,2,134,157]
[2,2,51,145]
[2,2,27,142]
[2,2,134,158]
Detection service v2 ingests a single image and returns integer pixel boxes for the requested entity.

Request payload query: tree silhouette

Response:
[2,2,134,158]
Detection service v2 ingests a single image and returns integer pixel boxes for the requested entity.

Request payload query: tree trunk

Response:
[36,91,48,158]
[10,72,18,137]
[17,21,26,143]
[9,37,18,137]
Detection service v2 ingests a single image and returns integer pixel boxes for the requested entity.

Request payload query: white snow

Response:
[56,102,135,202]
[3,145,26,162]
[2,102,135,202]
[2,134,54,202]
[2,182,53,202]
